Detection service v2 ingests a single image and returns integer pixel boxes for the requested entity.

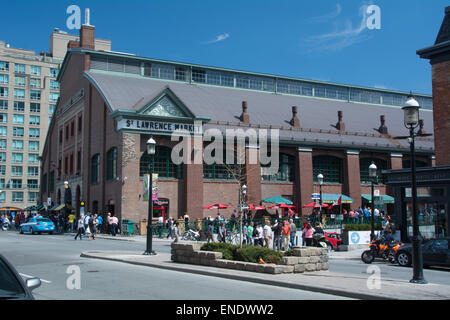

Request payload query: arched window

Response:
[261,153,295,182]
[203,149,239,180]
[360,158,387,184]
[106,147,118,180]
[313,155,343,183]
[91,154,100,184]
[140,146,182,179]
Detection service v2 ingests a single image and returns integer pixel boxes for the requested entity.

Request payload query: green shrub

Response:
[283,249,295,256]
[200,242,238,260]
[235,245,283,265]
[343,223,382,231]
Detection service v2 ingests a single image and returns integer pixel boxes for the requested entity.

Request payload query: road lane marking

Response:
[19,273,52,284]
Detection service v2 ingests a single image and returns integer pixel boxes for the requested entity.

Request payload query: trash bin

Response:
[122,220,134,235]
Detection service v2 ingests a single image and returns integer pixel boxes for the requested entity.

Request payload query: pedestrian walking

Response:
[166,217,174,239]
[110,214,118,236]
[255,223,264,246]
[83,213,90,235]
[89,214,98,240]
[218,222,227,243]
[271,219,282,251]
[289,219,297,248]
[107,212,112,234]
[173,222,180,243]
[247,222,254,245]
[68,212,76,233]
[207,220,215,243]
[303,223,315,247]
[263,220,272,248]
[74,217,85,240]
[281,221,291,251]
[97,214,103,233]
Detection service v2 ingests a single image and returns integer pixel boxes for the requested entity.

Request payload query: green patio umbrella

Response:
[261,196,293,205]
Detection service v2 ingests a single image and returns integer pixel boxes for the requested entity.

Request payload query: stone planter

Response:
[170,242,329,274]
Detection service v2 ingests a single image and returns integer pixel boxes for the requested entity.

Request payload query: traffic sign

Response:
[311,193,321,200]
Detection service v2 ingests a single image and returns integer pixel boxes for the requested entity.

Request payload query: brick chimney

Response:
[80,8,95,49]
[378,115,388,134]
[417,6,450,166]
[336,110,345,133]
[240,101,250,124]
[290,106,300,128]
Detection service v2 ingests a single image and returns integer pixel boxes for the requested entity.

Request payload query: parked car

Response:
[324,232,342,250]
[395,238,450,267]
[20,217,55,235]
[0,254,41,300]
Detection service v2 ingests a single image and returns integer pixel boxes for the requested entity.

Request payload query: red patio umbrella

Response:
[204,203,232,215]
[302,202,329,208]
[248,203,266,211]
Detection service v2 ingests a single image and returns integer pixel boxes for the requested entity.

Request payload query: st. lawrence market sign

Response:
[117,118,203,135]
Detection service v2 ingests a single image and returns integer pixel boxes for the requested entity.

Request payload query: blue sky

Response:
[2,0,445,94]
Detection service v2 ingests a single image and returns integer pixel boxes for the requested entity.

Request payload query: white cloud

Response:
[304,4,374,52]
[307,4,342,23]
[207,33,230,44]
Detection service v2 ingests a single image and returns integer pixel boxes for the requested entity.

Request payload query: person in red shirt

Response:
[281,221,291,251]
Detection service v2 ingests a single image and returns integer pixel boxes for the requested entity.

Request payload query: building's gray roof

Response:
[84,71,434,153]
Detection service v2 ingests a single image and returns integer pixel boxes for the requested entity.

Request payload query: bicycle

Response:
[226,231,241,245]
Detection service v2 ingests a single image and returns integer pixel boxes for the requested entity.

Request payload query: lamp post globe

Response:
[402,95,420,128]
[146,137,156,155]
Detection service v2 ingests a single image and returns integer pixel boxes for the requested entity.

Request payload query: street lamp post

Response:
[317,174,324,223]
[402,95,426,284]
[240,184,247,248]
[144,137,157,256]
[368,162,377,241]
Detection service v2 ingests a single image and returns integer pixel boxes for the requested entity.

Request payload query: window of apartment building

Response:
[29,115,40,125]
[0,178,4,188]
[14,63,25,74]
[70,153,74,174]
[0,61,8,71]
[0,74,8,85]
[29,128,40,138]
[28,192,38,202]
[91,154,100,184]
[0,191,5,202]
[78,115,82,132]
[65,125,69,140]
[50,80,59,90]
[28,153,39,164]
[49,171,54,192]
[28,166,38,177]
[59,129,63,144]
[14,89,25,99]
[14,101,25,111]
[312,156,344,184]
[30,65,41,76]
[12,140,23,150]
[30,78,41,89]
[77,150,81,172]
[30,103,40,113]
[14,76,25,87]
[57,159,61,177]
[0,114,6,123]
[13,127,24,137]
[28,179,38,189]
[12,153,23,163]
[0,126,6,136]
[30,90,41,100]
[13,114,24,124]
[49,104,56,115]
[12,192,23,202]
[106,148,118,180]
[50,68,59,78]
[0,140,6,150]
[0,152,5,162]
[49,92,59,102]
[0,165,5,176]
[71,121,74,136]
[11,166,22,176]
[28,141,39,151]
[64,156,68,175]
[0,87,9,97]
[11,179,22,189]
[0,100,7,110]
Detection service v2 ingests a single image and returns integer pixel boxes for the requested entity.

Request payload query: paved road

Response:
[0,231,351,300]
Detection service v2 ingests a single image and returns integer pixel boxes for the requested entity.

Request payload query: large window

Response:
[261,153,295,182]
[0,100,7,110]
[0,87,8,97]
[30,78,41,89]
[91,154,100,184]
[30,65,41,76]
[30,103,40,113]
[313,155,344,184]
[14,101,24,111]
[15,63,25,74]
[0,126,6,136]
[0,61,9,71]
[29,141,39,151]
[12,192,23,202]
[360,158,387,184]
[0,74,8,85]
[14,89,25,99]
[30,90,41,101]
[13,114,24,124]
[106,147,118,180]
[14,76,25,87]
[140,146,182,179]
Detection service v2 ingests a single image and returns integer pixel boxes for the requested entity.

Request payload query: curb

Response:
[80,252,391,300]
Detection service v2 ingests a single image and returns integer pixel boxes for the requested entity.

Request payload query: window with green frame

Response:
[360,158,387,184]
[261,153,295,182]
[203,149,238,180]
[91,154,100,184]
[140,146,182,179]
[106,148,118,180]
[313,155,343,183]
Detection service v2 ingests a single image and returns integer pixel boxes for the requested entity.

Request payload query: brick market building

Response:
[40,23,435,227]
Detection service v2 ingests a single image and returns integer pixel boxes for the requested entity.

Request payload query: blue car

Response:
[20,217,55,235]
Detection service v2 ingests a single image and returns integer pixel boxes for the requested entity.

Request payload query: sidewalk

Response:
[80,248,450,300]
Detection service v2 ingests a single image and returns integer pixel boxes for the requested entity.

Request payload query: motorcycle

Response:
[361,233,402,264]
[181,229,202,241]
